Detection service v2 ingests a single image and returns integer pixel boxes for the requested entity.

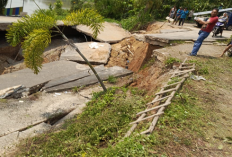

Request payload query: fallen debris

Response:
[0,85,25,99]
[60,42,111,64]
[190,75,206,81]
[106,37,160,72]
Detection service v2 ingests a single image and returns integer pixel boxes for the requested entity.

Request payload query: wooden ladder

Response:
[125,58,195,137]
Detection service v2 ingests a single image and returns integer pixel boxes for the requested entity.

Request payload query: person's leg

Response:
[172,17,176,24]
[175,17,179,25]
[220,44,232,57]
[191,31,210,56]
[182,19,185,25]
[179,18,182,25]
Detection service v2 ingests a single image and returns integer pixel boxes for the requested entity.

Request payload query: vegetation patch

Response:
[169,40,185,45]
[165,57,181,66]
[14,57,232,156]
[0,99,7,103]
[108,75,117,84]
[141,57,156,70]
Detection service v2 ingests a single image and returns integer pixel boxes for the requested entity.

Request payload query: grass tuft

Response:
[108,75,117,83]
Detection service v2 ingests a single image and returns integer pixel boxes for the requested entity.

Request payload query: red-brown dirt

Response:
[106,37,160,72]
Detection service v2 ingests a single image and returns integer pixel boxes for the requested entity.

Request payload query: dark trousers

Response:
[179,18,185,25]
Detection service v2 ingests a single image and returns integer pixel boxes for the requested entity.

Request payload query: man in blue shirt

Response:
[179,8,189,26]
[172,7,183,25]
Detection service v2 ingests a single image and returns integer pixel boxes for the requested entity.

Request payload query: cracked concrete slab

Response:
[0,61,89,91]
[0,86,106,156]
[42,65,105,90]
[145,29,232,46]
[75,22,131,43]
[0,93,88,137]
[160,29,190,33]
[0,132,19,156]
[19,122,51,140]
[153,43,227,62]
[0,123,52,156]
[44,66,133,93]
[60,42,111,64]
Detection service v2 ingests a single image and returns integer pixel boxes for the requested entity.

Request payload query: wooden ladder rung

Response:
[172,69,195,75]
[155,88,176,95]
[137,102,171,115]
[171,70,194,78]
[146,95,172,105]
[182,63,193,66]
[180,66,194,69]
[130,112,164,125]
[164,81,182,88]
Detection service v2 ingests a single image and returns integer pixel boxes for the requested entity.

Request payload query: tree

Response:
[6,7,107,91]
[0,0,8,15]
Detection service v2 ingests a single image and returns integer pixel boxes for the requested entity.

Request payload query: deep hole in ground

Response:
[0,26,98,75]
[44,109,75,126]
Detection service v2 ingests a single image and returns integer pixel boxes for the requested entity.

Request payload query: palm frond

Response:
[6,10,55,47]
[22,29,51,74]
[63,9,104,38]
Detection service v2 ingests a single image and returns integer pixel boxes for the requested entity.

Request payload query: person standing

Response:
[218,3,223,10]
[179,8,189,26]
[189,8,219,56]
[168,6,177,22]
[188,9,194,22]
[172,7,183,25]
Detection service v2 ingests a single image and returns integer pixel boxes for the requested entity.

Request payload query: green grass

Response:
[141,57,156,70]
[108,76,117,84]
[169,40,185,45]
[14,57,232,156]
[15,83,211,156]
[104,18,120,24]
[0,99,7,103]
[165,57,181,66]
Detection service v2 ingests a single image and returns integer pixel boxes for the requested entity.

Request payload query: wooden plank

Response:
[155,88,177,95]
[182,63,193,66]
[124,81,168,137]
[163,81,182,88]
[146,95,171,105]
[172,69,195,75]
[125,58,194,137]
[180,66,194,69]
[171,70,194,78]
[148,77,186,133]
[124,113,146,137]
[137,102,171,115]
[130,112,164,125]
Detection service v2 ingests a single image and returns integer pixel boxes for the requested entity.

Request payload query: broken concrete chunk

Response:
[60,42,111,64]
[0,85,25,99]
[75,22,131,43]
